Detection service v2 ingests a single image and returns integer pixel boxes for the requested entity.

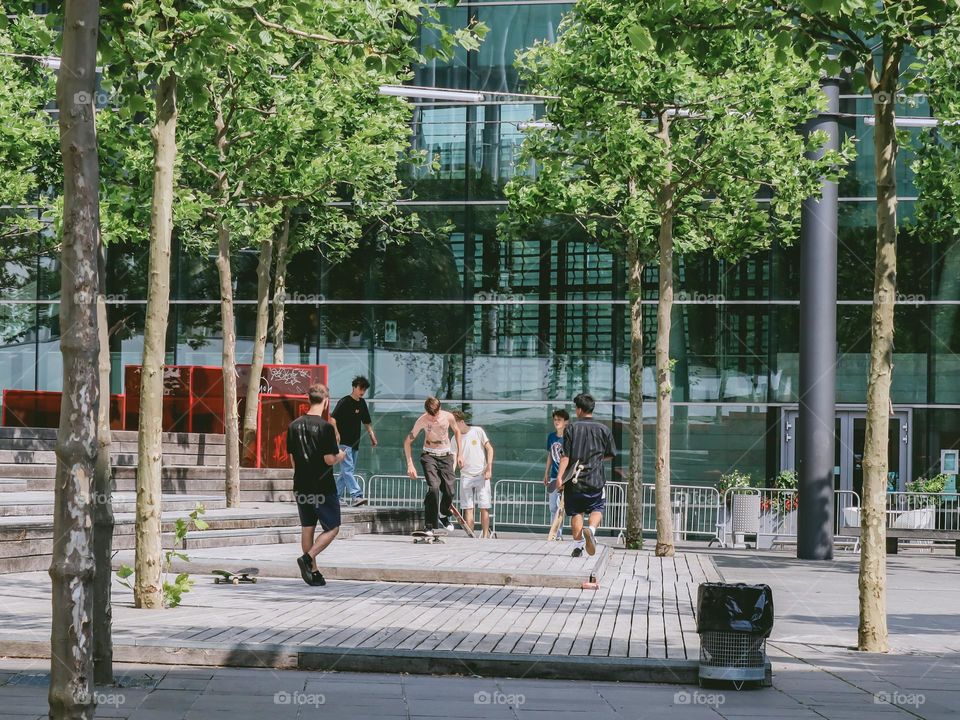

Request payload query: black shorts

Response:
[295,489,341,530]
[564,486,606,517]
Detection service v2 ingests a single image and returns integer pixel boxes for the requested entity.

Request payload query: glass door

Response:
[782,408,911,494]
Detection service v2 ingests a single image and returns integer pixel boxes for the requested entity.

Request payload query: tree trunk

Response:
[654,116,676,557]
[217,219,241,506]
[272,207,291,364]
[92,257,113,685]
[859,53,900,654]
[241,233,274,466]
[624,233,645,550]
[50,2,100,715]
[135,72,177,610]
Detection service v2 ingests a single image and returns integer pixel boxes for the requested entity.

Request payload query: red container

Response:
[2,389,125,430]
[120,363,328,467]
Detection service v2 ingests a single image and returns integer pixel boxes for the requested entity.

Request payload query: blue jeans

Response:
[549,488,563,537]
[336,445,363,499]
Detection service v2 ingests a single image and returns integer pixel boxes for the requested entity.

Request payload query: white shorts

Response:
[460,474,492,509]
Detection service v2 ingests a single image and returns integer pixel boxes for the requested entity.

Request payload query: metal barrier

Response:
[366,474,462,509]
[491,479,627,536]
[641,483,723,540]
[886,492,960,531]
[717,487,862,549]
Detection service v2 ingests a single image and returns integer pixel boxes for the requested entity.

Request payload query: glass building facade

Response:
[2,1,959,493]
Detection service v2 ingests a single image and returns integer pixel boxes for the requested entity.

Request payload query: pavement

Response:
[2,543,959,718]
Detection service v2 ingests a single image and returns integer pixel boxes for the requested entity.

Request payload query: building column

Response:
[797,77,840,561]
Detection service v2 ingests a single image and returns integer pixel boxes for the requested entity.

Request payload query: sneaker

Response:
[351,497,368,507]
[583,526,596,556]
[297,554,316,586]
[312,571,326,586]
[571,547,584,558]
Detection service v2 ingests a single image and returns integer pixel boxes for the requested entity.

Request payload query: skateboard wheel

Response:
[232,578,239,585]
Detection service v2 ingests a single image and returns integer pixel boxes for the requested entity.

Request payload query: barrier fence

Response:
[719,487,861,548]
[362,473,913,551]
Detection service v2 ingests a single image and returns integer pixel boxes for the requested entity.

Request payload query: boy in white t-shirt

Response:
[452,410,494,538]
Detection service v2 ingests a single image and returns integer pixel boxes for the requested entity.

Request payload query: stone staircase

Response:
[0,427,417,573]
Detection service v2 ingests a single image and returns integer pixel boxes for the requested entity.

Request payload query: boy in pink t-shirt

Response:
[403,396,463,531]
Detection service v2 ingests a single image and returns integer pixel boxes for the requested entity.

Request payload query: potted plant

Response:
[718,470,753,502]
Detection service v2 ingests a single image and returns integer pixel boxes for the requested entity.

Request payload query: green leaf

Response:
[627,25,653,54]
[116,565,134,579]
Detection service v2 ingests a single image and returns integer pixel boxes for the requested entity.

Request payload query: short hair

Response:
[307,383,329,405]
[552,408,570,421]
[573,393,595,414]
[352,375,370,390]
[424,396,441,415]
[451,409,470,423]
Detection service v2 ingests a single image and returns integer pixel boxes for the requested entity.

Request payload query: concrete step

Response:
[0,492,225,517]
[0,506,417,573]
[0,428,226,466]
[8,469,292,494]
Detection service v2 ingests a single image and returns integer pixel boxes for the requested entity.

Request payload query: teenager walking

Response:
[453,410,494,538]
[287,384,347,586]
[543,408,569,539]
[330,375,377,507]
[404,397,462,532]
[556,393,616,558]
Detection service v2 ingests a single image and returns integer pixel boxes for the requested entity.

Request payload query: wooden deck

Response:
[0,541,721,680]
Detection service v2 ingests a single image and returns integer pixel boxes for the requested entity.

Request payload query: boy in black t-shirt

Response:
[556,393,617,558]
[287,383,347,586]
[330,375,377,507]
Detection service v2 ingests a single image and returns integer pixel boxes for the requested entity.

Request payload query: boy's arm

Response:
[329,417,340,445]
[404,423,420,478]
[543,453,552,486]
[453,421,463,468]
[556,456,570,491]
[365,422,377,447]
[484,440,494,480]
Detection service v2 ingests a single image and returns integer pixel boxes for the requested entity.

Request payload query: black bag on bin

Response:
[696,582,774,638]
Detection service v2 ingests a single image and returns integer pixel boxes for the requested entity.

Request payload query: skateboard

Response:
[212,568,259,585]
[447,504,476,539]
[412,530,445,544]
[547,462,583,541]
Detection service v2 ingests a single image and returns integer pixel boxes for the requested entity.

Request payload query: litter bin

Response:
[696,582,773,684]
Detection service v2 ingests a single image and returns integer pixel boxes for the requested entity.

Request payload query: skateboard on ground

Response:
[212,568,259,585]
[447,504,476,539]
[547,462,583,541]
[412,530,445,544]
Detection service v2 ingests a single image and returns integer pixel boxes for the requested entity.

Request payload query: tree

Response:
[0,7,58,244]
[739,0,960,652]
[49,0,101,715]
[100,0,254,602]
[503,0,841,555]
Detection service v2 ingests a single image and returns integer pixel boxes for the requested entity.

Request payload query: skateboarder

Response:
[330,375,377,507]
[287,383,347,586]
[543,408,569,539]
[403,396,462,532]
[452,410,493,538]
[556,393,616,558]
